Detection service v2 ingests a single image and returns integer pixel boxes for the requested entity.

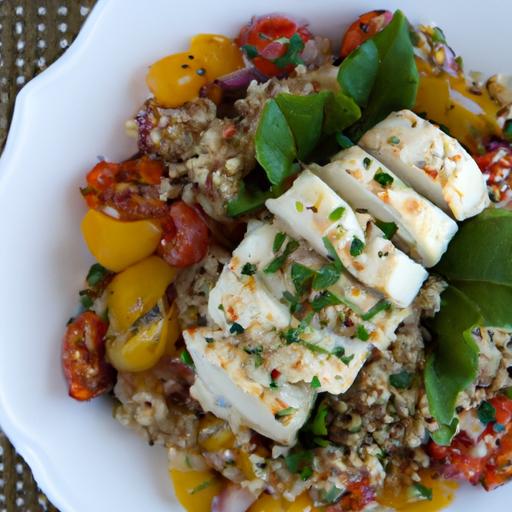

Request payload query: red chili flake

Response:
[222,124,237,139]
[271,369,281,381]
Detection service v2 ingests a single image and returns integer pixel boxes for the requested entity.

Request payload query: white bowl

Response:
[0,0,510,510]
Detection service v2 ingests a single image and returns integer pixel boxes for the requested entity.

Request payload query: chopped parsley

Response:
[389,370,414,389]
[350,237,365,257]
[282,313,313,344]
[79,290,94,310]
[295,200,304,212]
[273,33,305,69]
[388,135,400,145]
[312,263,340,290]
[273,232,287,253]
[311,402,329,436]
[291,262,315,295]
[329,206,346,221]
[374,169,394,187]
[311,290,343,311]
[244,346,263,367]
[86,263,109,287]
[302,341,331,355]
[300,466,313,481]
[410,483,432,501]
[285,450,313,473]
[322,236,343,270]
[189,478,215,495]
[180,349,194,367]
[275,406,297,418]
[333,346,355,365]
[229,322,245,335]
[363,157,372,169]
[218,304,225,311]
[241,44,258,59]
[282,290,302,314]
[375,220,398,240]
[311,375,321,389]
[241,262,257,276]
[361,299,391,320]
[477,401,496,425]
[265,239,299,273]
[356,324,370,341]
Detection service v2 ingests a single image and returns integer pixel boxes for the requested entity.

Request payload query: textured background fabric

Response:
[0,2,97,509]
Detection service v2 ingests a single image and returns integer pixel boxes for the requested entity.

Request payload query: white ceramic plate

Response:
[0,0,511,510]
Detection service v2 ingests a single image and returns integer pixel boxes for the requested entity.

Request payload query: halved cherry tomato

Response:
[82,156,168,220]
[236,14,312,77]
[340,10,392,58]
[62,311,114,401]
[328,475,376,512]
[474,143,512,203]
[158,201,209,267]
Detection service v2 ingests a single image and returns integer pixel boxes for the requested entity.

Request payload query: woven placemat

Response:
[0,2,97,510]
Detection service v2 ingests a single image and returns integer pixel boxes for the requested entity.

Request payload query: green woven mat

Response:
[0,2,97,509]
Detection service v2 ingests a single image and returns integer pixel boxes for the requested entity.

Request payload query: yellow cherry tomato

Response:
[146,51,208,108]
[81,209,162,272]
[170,469,225,512]
[249,492,321,512]
[198,415,235,452]
[189,34,244,79]
[107,303,169,372]
[106,256,176,333]
[164,301,182,356]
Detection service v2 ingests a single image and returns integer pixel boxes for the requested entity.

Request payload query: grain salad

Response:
[62,9,512,512]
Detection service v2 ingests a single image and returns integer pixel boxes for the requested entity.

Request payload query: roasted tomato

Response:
[237,14,312,77]
[158,201,209,267]
[340,10,392,58]
[81,156,168,220]
[331,475,376,511]
[474,142,512,203]
[62,311,114,401]
[428,396,512,490]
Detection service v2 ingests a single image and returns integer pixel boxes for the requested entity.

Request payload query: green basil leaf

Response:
[255,99,297,186]
[337,39,379,107]
[226,180,276,217]
[323,91,362,134]
[424,286,481,428]
[275,92,329,160]
[345,11,419,140]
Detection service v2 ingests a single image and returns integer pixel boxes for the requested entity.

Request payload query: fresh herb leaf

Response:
[341,11,419,140]
[425,287,481,438]
[410,483,433,501]
[335,133,354,149]
[255,99,297,186]
[274,33,305,68]
[86,263,109,287]
[302,341,331,355]
[374,170,394,187]
[180,349,194,367]
[275,406,297,418]
[356,324,370,341]
[273,232,287,253]
[361,299,391,320]
[244,346,263,367]
[265,239,300,273]
[350,237,365,257]
[312,263,341,290]
[311,376,321,389]
[323,91,361,135]
[300,466,313,481]
[329,206,346,221]
[322,236,343,270]
[389,370,414,389]
[291,262,315,294]
[312,402,328,436]
[241,44,258,59]
[79,290,94,310]
[226,177,281,217]
[477,401,496,425]
[282,290,302,314]
[275,92,329,160]
[229,322,245,335]
[295,200,304,212]
[375,220,398,239]
[285,450,313,473]
[189,479,216,495]
[241,263,257,276]
[311,290,343,312]
[333,346,355,365]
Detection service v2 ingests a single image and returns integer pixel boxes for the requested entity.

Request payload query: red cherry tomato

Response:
[474,144,512,203]
[82,156,168,220]
[158,201,209,267]
[62,311,114,401]
[237,14,312,77]
[340,10,392,58]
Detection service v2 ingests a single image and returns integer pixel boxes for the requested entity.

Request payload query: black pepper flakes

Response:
[181,64,189,69]
[188,54,194,60]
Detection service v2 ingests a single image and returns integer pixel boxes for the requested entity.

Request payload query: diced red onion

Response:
[211,485,257,512]
[214,67,267,91]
